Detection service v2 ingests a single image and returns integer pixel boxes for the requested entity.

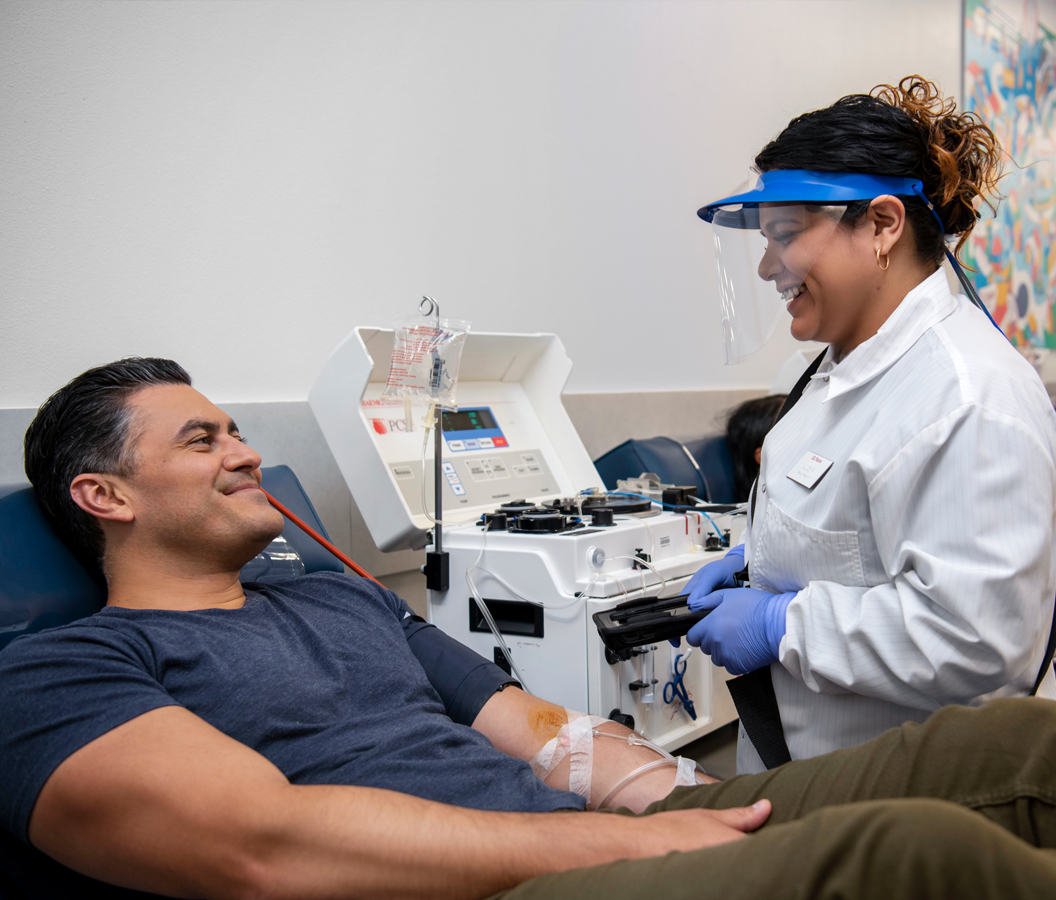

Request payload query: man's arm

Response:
[404,613,705,811]
[30,705,768,900]
[472,687,717,812]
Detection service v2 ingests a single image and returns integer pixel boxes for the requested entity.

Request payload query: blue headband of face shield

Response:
[696,170,926,225]
[697,169,1000,331]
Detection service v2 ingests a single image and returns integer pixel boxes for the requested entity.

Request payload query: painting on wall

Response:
[963,0,1056,347]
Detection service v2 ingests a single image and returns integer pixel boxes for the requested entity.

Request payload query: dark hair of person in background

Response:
[754,75,1002,264]
[23,357,192,578]
[726,394,787,501]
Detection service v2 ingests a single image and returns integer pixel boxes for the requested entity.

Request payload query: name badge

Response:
[787,451,833,489]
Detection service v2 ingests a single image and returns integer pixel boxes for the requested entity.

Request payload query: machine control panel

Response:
[389,448,557,509]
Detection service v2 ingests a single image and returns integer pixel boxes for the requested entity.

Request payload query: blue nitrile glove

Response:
[686,543,745,599]
[670,545,746,647]
[686,587,794,676]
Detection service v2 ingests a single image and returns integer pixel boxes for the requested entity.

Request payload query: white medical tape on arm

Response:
[529,735,569,782]
[567,713,599,799]
[528,710,609,792]
[674,755,698,787]
[528,710,707,807]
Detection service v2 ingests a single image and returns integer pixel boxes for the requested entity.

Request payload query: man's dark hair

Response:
[23,358,192,576]
[725,394,787,502]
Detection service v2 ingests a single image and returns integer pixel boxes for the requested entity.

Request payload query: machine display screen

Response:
[442,408,498,432]
[441,407,508,450]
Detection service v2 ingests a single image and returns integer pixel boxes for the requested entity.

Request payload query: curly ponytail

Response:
[754,75,1003,264]
[872,76,1002,252]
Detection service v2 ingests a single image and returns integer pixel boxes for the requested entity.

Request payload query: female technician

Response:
[687,77,1056,774]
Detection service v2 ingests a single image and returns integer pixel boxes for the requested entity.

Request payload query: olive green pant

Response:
[493,698,1056,899]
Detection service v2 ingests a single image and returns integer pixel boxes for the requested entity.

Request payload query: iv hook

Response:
[420,296,440,327]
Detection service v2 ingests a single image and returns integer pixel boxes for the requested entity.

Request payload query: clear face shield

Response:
[698,170,935,364]
[708,200,845,364]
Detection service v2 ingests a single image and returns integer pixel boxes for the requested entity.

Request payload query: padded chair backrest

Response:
[682,434,736,504]
[0,483,106,653]
[259,465,343,577]
[0,465,341,651]
[592,434,736,503]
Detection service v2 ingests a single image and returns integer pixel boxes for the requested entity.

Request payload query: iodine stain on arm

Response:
[527,705,567,743]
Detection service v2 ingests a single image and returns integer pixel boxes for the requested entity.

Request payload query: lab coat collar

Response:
[813,269,958,402]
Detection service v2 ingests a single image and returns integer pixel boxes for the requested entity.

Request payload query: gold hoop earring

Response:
[876,246,890,271]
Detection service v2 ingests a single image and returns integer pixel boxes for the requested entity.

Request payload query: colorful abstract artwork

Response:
[963,0,1056,347]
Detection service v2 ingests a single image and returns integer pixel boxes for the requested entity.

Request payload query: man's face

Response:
[118,383,285,570]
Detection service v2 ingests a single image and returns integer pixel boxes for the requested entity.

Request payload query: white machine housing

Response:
[310,328,597,552]
[309,328,739,750]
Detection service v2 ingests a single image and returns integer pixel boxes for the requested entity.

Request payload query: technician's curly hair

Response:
[754,75,1003,263]
[24,358,191,579]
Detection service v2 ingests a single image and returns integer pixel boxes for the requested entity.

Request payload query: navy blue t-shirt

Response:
[0,573,583,846]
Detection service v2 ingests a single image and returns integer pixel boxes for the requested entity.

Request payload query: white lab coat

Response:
[739,269,1056,774]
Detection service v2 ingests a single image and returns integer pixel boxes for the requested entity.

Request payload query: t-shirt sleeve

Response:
[403,617,520,725]
[372,586,519,726]
[0,624,180,843]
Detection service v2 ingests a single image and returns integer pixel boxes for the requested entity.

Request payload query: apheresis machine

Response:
[310,325,740,751]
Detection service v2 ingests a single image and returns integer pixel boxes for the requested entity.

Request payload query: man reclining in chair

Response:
[3,357,1056,900]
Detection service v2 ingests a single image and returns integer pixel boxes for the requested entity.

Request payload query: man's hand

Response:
[613,802,772,854]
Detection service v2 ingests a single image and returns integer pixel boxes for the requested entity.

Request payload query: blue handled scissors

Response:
[663,652,697,720]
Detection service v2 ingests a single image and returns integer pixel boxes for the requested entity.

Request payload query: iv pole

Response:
[422,296,450,592]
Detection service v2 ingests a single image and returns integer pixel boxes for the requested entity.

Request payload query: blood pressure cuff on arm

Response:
[401,615,519,726]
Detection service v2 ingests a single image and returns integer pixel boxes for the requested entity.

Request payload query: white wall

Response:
[0,0,963,407]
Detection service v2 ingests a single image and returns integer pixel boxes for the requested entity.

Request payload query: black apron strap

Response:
[749,349,827,524]
[776,350,828,422]
[735,349,827,769]
[1031,602,1056,696]
[726,668,792,769]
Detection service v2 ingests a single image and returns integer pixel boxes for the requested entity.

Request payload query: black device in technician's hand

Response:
[592,594,711,656]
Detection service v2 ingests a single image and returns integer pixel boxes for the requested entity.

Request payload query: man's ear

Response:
[70,474,135,523]
[868,196,907,256]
